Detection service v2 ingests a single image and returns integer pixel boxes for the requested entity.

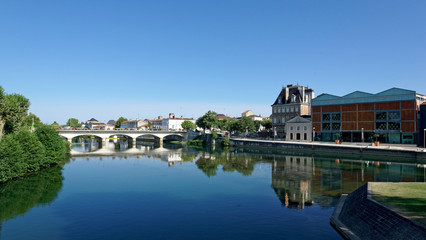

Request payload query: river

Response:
[0,139,425,239]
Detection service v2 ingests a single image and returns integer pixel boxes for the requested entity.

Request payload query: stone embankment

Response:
[330,183,426,240]
[230,138,426,161]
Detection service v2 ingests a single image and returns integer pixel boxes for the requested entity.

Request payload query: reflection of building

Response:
[271,84,315,138]
[161,152,183,167]
[271,156,314,209]
[312,88,426,143]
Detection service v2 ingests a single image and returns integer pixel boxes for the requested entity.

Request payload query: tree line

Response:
[0,86,70,183]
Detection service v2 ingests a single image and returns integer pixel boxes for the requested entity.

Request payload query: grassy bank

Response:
[370,182,426,225]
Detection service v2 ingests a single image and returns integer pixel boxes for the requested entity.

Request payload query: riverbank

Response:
[330,183,426,240]
[230,138,426,161]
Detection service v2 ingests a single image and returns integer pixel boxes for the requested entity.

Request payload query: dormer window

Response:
[278,98,282,104]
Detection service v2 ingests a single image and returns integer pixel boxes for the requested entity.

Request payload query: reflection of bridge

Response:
[58,130,188,146]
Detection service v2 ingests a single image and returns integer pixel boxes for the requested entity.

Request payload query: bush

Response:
[0,134,26,182]
[35,124,69,166]
[15,128,46,172]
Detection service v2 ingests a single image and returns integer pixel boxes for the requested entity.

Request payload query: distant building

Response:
[242,110,254,118]
[217,114,231,120]
[121,119,148,130]
[312,88,426,144]
[92,124,114,130]
[271,84,315,138]
[86,118,100,129]
[162,113,195,131]
[107,120,116,126]
[285,116,312,141]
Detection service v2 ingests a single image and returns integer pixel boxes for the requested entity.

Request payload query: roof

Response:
[87,118,98,122]
[242,110,251,114]
[93,124,114,127]
[287,116,311,123]
[312,87,418,106]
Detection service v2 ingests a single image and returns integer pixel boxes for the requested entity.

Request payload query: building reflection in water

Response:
[271,154,426,210]
[272,156,314,209]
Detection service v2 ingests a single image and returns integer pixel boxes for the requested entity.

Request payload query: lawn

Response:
[370,182,426,225]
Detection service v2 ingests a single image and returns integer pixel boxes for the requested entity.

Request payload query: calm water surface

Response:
[1,141,425,240]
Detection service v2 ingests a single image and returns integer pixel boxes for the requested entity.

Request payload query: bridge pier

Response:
[102,138,107,147]
[159,137,163,147]
[132,138,137,148]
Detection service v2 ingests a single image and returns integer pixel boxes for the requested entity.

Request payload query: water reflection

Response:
[0,166,64,229]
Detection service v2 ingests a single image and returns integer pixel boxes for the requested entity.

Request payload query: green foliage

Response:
[51,121,61,129]
[1,93,30,134]
[221,137,230,147]
[211,131,218,140]
[196,111,218,132]
[261,119,272,130]
[115,117,128,128]
[254,120,262,131]
[218,118,236,131]
[232,117,256,133]
[181,120,196,130]
[66,118,81,128]
[15,128,46,172]
[22,113,42,129]
[35,124,69,166]
[0,134,25,182]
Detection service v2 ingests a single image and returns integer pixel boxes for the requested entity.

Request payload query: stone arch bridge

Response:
[58,130,191,146]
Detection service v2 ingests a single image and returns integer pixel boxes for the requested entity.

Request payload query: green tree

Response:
[51,121,61,129]
[181,120,196,130]
[15,128,46,172]
[35,124,69,166]
[115,117,128,128]
[0,86,5,140]
[0,134,25,182]
[232,117,256,133]
[261,119,272,130]
[1,93,30,135]
[196,111,218,133]
[22,113,42,130]
[254,120,262,131]
[66,118,81,128]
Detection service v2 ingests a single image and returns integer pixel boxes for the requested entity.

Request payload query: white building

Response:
[121,120,148,130]
[285,116,312,141]
[92,124,115,130]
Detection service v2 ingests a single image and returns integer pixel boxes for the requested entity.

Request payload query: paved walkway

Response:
[231,137,426,153]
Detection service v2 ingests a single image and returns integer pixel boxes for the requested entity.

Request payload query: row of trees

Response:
[181,111,272,134]
[0,86,70,183]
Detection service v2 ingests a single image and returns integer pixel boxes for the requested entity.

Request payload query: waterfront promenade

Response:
[230,138,426,160]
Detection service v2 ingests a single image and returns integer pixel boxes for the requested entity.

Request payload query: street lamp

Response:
[312,127,315,142]
[361,128,364,143]
[274,127,276,141]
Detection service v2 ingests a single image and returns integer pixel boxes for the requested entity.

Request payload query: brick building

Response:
[271,84,315,138]
[311,88,426,144]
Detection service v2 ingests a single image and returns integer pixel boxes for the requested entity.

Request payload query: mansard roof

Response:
[312,87,418,106]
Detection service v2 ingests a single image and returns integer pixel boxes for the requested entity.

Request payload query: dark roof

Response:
[88,118,98,122]
[107,120,116,125]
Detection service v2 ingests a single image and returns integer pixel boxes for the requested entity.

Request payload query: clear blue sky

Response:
[1,0,425,124]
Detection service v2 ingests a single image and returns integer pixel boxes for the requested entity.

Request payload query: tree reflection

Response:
[195,151,255,177]
[0,166,63,222]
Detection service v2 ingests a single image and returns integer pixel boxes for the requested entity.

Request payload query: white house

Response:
[92,124,115,130]
[121,119,148,130]
[285,116,312,141]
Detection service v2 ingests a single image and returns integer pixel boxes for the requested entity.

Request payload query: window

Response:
[286,107,289,113]
[278,108,281,113]
[274,108,277,113]
[304,133,307,140]
[295,107,299,112]
[290,126,293,130]
[323,114,330,121]
[291,107,294,112]
[273,118,276,124]
[282,117,285,123]
[304,126,307,131]
[322,123,331,131]
[322,112,340,132]
[290,133,293,139]
[332,113,341,121]
[297,126,300,131]
[375,111,401,131]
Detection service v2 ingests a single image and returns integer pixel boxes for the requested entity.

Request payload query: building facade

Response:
[271,84,315,138]
[285,116,312,141]
[419,103,426,147]
[312,88,426,144]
